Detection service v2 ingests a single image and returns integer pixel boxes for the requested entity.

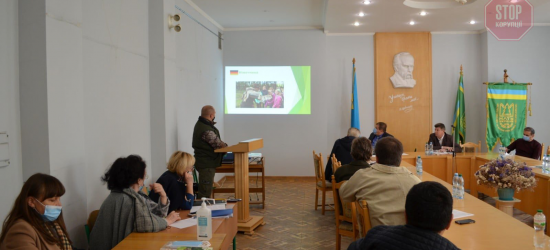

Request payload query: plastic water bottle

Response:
[425,143,429,155]
[499,146,506,160]
[429,142,434,155]
[457,174,464,199]
[197,197,212,241]
[543,155,549,172]
[416,156,423,175]
[452,173,459,199]
[534,209,546,248]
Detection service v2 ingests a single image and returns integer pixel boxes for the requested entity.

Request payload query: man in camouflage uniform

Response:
[192,105,228,198]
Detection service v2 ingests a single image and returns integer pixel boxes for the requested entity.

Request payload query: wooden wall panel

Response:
[374,32,432,152]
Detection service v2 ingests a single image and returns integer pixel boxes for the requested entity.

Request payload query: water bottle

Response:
[429,142,434,155]
[197,197,212,241]
[452,173,459,199]
[543,155,549,172]
[499,146,506,160]
[416,156,423,175]
[534,209,546,248]
[425,143,429,155]
[457,174,464,199]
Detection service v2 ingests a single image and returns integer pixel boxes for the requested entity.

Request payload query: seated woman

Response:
[149,151,195,212]
[0,173,73,250]
[89,155,181,250]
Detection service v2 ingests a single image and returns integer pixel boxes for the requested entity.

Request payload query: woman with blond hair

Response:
[149,151,196,212]
[0,174,73,250]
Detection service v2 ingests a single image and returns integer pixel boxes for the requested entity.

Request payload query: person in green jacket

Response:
[193,105,228,198]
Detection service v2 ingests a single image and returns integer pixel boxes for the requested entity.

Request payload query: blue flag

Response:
[351,60,360,130]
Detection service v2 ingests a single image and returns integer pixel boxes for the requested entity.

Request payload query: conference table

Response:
[396,152,549,225]
[400,161,550,249]
[113,203,238,250]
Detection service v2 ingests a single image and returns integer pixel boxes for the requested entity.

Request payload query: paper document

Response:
[170,218,197,229]
[190,204,226,213]
[452,209,474,219]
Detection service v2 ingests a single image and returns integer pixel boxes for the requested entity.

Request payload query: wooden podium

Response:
[215,138,265,234]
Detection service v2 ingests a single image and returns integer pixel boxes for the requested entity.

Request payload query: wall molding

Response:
[184,0,224,31]
[325,32,375,36]
[224,26,324,32]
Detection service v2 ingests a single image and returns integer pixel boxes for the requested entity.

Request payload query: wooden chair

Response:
[84,210,99,243]
[313,150,333,215]
[541,143,545,160]
[547,145,550,156]
[460,141,482,153]
[331,176,358,250]
[332,154,342,175]
[355,200,372,237]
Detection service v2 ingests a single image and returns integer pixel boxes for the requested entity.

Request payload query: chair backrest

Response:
[85,210,100,243]
[460,141,482,153]
[332,176,357,232]
[355,200,372,237]
[541,143,545,161]
[313,151,325,185]
[547,145,550,156]
[332,154,342,175]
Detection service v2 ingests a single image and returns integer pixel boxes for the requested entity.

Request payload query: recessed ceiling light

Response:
[354,22,360,26]
[358,12,365,17]
[409,21,415,25]
[420,11,427,16]
[363,0,371,5]
[469,20,476,24]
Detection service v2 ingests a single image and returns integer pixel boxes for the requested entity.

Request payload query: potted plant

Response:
[474,158,537,200]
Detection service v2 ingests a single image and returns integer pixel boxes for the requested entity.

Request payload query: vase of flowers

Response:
[475,158,537,201]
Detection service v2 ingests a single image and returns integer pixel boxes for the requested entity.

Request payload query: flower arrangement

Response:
[475,158,537,192]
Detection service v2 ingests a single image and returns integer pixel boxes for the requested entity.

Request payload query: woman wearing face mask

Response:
[149,151,195,213]
[89,155,181,250]
[0,173,73,250]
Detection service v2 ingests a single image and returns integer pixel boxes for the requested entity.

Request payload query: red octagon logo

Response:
[485,0,534,41]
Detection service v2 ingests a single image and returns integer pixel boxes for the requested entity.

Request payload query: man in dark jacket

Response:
[506,127,542,160]
[347,181,459,250]
[193,105,227,198]
[428,123,462,152]
[368,122,393,149]
[325,128,360,182]
[334,137,372,183]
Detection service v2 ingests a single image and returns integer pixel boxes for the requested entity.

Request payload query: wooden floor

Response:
[215,176,533,250]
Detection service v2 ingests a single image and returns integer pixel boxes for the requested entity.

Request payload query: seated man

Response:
[428,123,461,152]
[347,181,459,250]
[324,128,360,182]
[340,137,420,227]
[507,127,542,160]
[334,137,372,183]
[368,122,393,149]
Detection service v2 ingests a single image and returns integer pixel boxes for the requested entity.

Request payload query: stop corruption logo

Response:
[485,0,533,41]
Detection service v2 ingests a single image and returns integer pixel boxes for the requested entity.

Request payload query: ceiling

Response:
[191,0,550,33]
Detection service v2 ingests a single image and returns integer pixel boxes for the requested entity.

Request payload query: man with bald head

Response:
[193,105,228,198]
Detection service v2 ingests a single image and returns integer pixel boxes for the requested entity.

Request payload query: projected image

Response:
[237,81,284,109]
[225,66,310,115]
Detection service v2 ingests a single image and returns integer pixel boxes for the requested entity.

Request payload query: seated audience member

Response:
[348,181,459,250]
[506,127,542,160]
[324,127,361,182]
[428,123,462,152]
[149,151,195,212]
[368,122,393,149]
[340,137,421,227]
[0,174,73,250]
[334,137,373,183]
[89,155,181,250]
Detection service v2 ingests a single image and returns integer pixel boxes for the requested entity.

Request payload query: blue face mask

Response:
[523,135,530,141]
[373,128,378,134]
[34,198,62,222]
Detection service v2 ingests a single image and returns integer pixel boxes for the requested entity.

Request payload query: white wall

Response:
[432,33,484,149]
[325,35,375,148]
[486,27,550,149]
[0,0,23,223]
[174,0,226,181]
[82,0,152,223]
[223,30,328,176]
